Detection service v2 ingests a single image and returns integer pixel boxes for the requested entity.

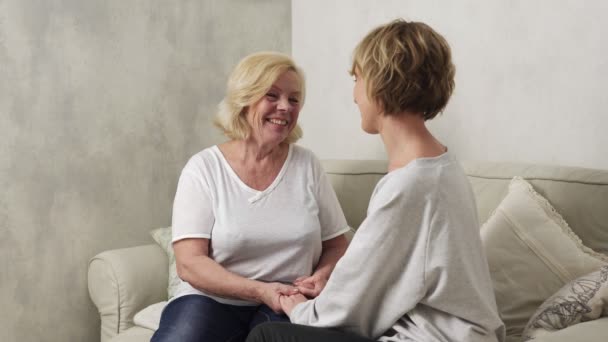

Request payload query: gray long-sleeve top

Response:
[290,153,505,342]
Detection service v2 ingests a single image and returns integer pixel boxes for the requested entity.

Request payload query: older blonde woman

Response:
[151,52,350,342]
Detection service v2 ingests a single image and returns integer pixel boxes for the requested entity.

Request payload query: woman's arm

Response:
[294,234,348,297]
[288,177,428,338]
[294,155,350,296]
[174,238,298,312]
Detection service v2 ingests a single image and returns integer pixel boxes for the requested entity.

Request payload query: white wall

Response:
[293,0,608,169]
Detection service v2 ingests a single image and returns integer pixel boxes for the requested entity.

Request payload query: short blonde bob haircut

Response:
[214,51,305,143]
[350,19,455,120]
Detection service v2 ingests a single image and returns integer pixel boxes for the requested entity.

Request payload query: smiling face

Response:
[353,69,382,134]
[246,70,302,146]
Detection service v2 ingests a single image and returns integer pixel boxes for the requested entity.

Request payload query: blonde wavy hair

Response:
[350,19,455,120]
[214,51,305,143]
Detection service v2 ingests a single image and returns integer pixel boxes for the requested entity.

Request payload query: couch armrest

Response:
[88,244,168,342]
[530,317,608,342]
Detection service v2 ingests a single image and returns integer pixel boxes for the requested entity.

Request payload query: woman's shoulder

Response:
[182,145,222,174]
[372,157,447,201]
[289,143,317,160]
[387,152,457,182]
[375,153,466,201]
[288,144,325,172]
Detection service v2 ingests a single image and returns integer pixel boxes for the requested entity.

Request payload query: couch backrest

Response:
[321,160,387,233]
[321,160,608,255]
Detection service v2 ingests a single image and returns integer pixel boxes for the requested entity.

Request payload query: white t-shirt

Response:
[171,144,350,305]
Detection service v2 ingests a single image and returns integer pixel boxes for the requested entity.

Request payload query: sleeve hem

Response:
[172,234,211,243]
[322,226,351,241]
[289,301,308,324]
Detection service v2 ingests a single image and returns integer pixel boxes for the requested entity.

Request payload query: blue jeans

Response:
[151,295,290,342]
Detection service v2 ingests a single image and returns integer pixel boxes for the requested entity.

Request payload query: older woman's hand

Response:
[279,293,308,317]
[293,274,328,298]
[258,282,300,313]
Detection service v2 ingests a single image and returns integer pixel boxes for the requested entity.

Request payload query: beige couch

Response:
[88,160,608,342]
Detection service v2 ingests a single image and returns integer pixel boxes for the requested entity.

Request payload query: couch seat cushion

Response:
[108,326,154,342]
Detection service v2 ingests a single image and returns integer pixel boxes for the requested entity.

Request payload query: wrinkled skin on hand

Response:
[259,282,299,313]
[279,293,308,316]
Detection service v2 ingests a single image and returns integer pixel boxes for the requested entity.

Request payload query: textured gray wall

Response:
[0,0,291,341]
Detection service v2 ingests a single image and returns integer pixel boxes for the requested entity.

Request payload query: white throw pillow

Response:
[133,301,167,331]
[480,177,608,339]
[150,227,180,299]
[522,265,608,341]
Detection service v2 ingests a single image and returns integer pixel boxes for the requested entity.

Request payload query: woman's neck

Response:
[225,139,288,165]
[378,113,446,172]
[218,139,290,191]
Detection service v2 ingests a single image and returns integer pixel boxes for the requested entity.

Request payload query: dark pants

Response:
[151,295,290,342]
[246,322,376,342]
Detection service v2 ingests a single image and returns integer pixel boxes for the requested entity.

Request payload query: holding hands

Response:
[279,293,308,316]
[276,234,346,315]
[258,282,300,313]
[258,274,328,314]
[277,273,329,316]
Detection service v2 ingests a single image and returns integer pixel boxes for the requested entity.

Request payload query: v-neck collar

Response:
[213,144,293,204]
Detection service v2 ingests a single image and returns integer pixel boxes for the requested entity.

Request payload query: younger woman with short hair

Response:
[247,19,505,342]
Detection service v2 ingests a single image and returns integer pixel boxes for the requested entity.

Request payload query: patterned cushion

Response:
[522,265,608,341]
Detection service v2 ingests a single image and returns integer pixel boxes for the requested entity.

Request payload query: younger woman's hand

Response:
[293,274,327,298]
[258,282,299,313]
[279,293,308,316]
